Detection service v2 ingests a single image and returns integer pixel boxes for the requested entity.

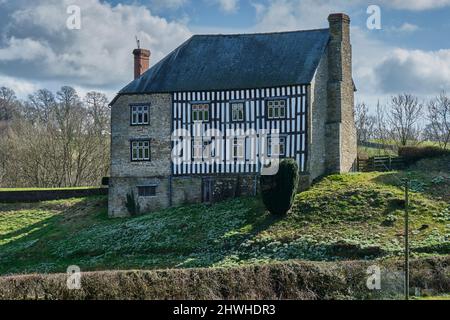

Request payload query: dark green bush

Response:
[125,191,140,216]
[260,158,299,215]
[398,146,450,164]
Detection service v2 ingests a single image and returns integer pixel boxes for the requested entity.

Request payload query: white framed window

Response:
[192,138,215,160]
[232,137,245,159]
[131,140,150,161]
[131,105,149,125]
[231,102,244,122]
[192,103,209,122]
[192,139,203,160]
[267,99,286,119]
[268,136,286,157]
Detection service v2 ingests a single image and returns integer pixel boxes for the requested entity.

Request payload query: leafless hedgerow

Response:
[355,102,376,144]
[425,92,450,149]
[0,86,110,188]
[387,93,423,147]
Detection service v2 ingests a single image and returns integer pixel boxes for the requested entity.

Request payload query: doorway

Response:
[202,178,213,203]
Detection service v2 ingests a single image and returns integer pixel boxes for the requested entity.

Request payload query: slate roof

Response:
[118,28,330,95]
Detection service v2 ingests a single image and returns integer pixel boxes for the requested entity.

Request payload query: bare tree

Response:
[355,102,375,144]
[387,94,423,146]
[0,86,111,188]
[426,92,450,149]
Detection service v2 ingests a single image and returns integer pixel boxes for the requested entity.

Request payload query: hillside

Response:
[0,156,449,276]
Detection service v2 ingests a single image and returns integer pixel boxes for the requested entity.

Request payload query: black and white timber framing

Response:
[171,84,308,176]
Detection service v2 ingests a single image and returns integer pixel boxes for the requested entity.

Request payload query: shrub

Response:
[398,146,450,164]
[260,158,299,215]
[125,191,140,216]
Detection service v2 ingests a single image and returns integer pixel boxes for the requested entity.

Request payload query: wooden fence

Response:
[357,156,405,172]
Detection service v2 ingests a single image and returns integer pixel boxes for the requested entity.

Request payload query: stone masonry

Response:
[325,13,357,174]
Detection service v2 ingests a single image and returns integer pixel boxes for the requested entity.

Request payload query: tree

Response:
[387,94,423,146]
[0,87,18,121]
[355,102,375,144]
[260,159,299,215]
[0,86,111,188]
[426,92,450,149]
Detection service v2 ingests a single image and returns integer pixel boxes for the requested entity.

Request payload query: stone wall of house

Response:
[108,174,257,217]
[109,93,173,217]
[110,94,172,178]
[109,176,169,217]
[325,13,357,174]
[307,49,329,183]
[172,176,202,205]
[210,174,257,203]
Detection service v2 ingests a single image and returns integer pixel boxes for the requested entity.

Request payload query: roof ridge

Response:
[192,28,329,38]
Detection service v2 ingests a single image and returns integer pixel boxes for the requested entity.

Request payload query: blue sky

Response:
[0,0,449,109]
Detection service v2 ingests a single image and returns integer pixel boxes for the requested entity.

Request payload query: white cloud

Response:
[375,48,450,94]
[251,0,346,32]
[215,0,239,13]
[0,75,39,98]
[394,22,420,32]
[0,0,192,92]
[380,0,450,10]
[149,0,188,10]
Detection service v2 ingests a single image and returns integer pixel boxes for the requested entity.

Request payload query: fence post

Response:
[404,180,410,300]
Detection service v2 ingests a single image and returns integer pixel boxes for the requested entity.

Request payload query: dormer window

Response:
[131,105,149,125]
[192,103,209,122]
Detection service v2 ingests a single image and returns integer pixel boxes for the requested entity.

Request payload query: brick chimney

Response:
[325,13,357,173]
[133,48,151,79]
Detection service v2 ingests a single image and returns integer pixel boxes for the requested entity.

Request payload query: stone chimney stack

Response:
[133,48,151,79]
[326,13,357,173]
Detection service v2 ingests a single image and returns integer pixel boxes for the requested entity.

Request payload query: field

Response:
[0,156,448,276]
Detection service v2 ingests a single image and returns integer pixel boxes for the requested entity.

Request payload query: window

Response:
[268,136,286,157]
[231,102,244,122]
[232,137,244,159]
[267,100,286,119]
[131,140,150,161]
[192,139,203,160]
[192,104,209,122]
[138,186,156,197]
[192,138,214,160]
[131,105,149,125]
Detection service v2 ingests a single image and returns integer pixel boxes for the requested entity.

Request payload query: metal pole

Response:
[404,180,410,300]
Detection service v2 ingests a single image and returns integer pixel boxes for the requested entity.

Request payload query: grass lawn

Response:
[0,157,449,276]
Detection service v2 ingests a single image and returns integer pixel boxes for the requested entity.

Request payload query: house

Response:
[108,13,357,217]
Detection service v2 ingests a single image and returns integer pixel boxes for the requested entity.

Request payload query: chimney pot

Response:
[133,48,151,79]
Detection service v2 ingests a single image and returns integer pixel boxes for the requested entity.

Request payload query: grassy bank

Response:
[0,156,448,276]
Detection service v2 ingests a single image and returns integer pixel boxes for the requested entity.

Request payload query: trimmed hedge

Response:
[399,146,450,164]
[0,257,448,300]
[260,159,299,215]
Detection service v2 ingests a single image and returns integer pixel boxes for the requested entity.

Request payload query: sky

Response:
[0,0,449,110]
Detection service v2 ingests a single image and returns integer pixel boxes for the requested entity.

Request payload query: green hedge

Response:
[399,146,450,164]
[260,159,299,215]
[0,257,448,300]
